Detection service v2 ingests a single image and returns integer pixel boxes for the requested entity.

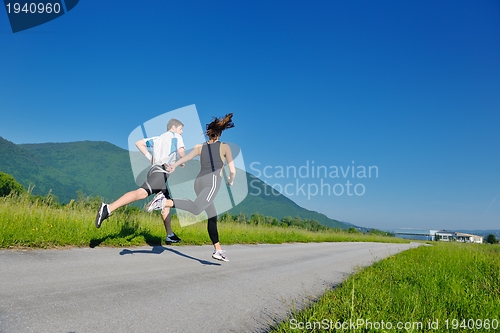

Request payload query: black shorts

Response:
[140,164,171,198]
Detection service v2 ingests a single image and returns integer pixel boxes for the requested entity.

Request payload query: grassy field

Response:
[0,192,406,248]
[270,242,500,332]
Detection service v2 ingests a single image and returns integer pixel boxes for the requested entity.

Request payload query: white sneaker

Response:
[95,203,111,228]
[145,192,166,212]
[212,250,229,262]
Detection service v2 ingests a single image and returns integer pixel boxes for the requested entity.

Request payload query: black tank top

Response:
[199,141,224,176]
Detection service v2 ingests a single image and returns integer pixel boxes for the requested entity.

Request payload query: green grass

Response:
[0,192,407,249]
[270,242,500,332]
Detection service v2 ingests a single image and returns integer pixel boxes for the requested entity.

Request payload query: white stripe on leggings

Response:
[206,174,217,202]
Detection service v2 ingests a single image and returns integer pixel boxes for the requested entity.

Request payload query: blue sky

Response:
[1,0,499,231]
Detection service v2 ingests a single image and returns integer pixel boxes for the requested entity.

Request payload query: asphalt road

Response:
[0,242,420,333]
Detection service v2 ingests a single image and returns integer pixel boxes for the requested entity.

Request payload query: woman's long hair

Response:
[206,113,234,140]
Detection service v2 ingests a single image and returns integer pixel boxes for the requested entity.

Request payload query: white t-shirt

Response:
[144,131,185,166]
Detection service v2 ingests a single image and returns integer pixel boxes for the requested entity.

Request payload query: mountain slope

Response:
[20,141,138,202]
[230,173,346,229]
[0,137,91,200]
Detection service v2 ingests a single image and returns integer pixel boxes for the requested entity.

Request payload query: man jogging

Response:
[94,118,185,244]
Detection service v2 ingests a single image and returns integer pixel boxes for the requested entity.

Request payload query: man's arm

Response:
[177,147,186,158]
[177,146,186,167]
[176,135,186,167]
[135,139,152,163]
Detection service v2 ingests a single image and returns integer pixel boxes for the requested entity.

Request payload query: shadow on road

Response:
[119,246,221,266]
[89,220,163,248]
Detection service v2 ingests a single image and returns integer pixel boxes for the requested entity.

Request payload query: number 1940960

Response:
[445,319,499,330]
[5,2,61,14]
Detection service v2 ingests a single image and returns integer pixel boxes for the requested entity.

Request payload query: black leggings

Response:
[173,172,222,244]
[139,164,170,197]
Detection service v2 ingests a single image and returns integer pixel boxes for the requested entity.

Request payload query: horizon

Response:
[1,1,499,231]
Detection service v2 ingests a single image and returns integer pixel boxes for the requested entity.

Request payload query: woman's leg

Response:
[169,173,221,215]
[205,203,220,248]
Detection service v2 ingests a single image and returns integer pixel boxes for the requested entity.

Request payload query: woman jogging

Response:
[148,113,236,261]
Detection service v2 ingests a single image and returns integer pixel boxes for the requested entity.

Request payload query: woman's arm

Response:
[166,144,201,172]
[223,143,236,186]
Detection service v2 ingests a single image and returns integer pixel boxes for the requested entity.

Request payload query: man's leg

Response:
[95,188,149,228]
[108,188,148,213]
[162,206,182,243]
[161,207,173,235]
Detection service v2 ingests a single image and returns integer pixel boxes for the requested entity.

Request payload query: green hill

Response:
[230,173,346,229]
[0,136,347,229]
[0,137,90,201]
[20,140,137,202]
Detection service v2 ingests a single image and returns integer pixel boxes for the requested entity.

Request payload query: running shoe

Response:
[212,250,229,262]
[146,192,166,212]
[95,203,110,228]
[166,233,182,244]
